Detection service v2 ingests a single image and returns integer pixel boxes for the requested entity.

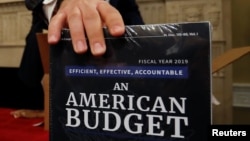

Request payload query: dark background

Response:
[0,67,43,109]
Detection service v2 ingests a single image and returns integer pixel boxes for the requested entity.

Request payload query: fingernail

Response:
[93,43,105,55]
[76,41,87,52]
[111,25,124,33]
[48,35,57,43]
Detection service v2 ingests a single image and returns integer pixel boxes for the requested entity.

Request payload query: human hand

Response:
[10,109,44,118]
[47,0,125,56]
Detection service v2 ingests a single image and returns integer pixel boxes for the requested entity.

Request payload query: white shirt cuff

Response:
[43,0,58,22]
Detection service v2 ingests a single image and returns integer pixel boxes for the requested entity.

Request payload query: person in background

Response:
[11,0,144,118]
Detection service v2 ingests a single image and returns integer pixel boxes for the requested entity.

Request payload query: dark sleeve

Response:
[116,0,144,25]
[25,0,44,10]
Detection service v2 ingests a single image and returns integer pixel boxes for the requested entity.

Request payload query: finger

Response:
[48,12,67,44]
[67,7,88,54]
[97,2,125,36]
[10,110,22,118]
[80,2,106,56]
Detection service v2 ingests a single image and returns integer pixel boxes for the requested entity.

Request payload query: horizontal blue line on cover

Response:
[65,65,188,78]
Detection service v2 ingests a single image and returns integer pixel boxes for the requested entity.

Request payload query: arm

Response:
[47,0,126,56]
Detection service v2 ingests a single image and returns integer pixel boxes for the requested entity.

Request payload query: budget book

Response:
[50,22,212,141]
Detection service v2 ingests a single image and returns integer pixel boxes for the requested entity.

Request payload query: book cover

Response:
[50,22,212,141]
